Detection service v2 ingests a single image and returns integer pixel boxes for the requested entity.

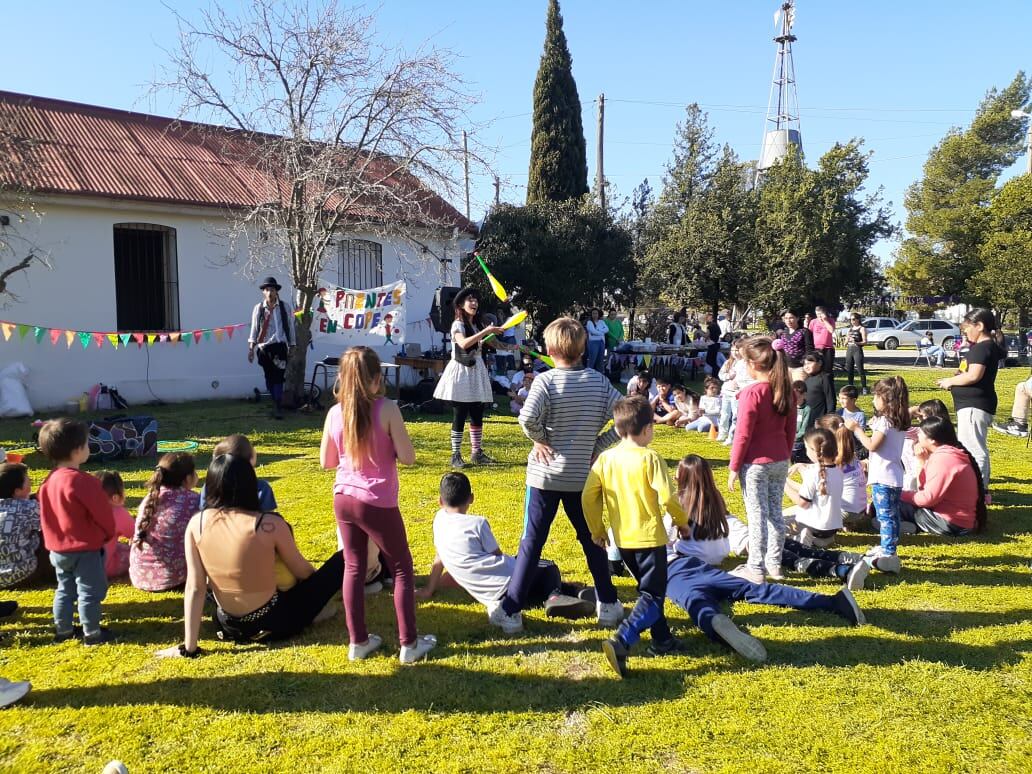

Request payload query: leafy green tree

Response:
[476,199,633,325]
[526,0,588,203]
[888,72,1031,300]
[974,174,1032,324]
[753,142,892,317]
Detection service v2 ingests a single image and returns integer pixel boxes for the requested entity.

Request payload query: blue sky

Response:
[6,1,1032,264]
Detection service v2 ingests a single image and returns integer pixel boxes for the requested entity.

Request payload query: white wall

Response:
[1,196,465,410]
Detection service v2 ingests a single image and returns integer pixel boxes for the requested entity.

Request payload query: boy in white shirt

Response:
[424,473,592,634]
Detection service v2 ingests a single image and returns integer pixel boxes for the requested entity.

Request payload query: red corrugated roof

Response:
[0,90,476,234]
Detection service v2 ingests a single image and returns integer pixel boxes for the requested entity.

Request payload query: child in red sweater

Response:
[727,336,796,583]
[37,419,117,644]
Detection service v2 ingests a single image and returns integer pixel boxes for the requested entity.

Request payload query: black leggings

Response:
[217,551,345,642]
[845,345,866,390]
[451,402,485,433]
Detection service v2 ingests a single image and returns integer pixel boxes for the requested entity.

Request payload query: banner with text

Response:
[311,279,406,346]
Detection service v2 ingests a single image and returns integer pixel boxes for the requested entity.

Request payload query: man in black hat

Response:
[248,277,296,418]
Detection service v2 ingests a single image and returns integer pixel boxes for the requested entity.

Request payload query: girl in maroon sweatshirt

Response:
[726,337,796,584]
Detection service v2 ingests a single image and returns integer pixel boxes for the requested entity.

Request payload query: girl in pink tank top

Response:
[319,346,435,664]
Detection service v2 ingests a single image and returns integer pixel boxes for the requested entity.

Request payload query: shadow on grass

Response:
[24,661,700,714]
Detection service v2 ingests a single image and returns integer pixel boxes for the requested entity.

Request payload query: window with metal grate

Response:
[338,239,383,289]
[112,223,180,332]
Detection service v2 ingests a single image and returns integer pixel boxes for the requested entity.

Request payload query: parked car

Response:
[835,316,899,345]
[867,319,961,350]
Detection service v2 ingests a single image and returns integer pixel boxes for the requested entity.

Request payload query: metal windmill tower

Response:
[756,0,803,183]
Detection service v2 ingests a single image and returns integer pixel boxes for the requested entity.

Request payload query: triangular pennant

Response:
[65,330,75,348]
[17,324,30,339]
[203,330,211,342]
[147,334,158,345]
[106,333,119,348]
[119,333,131,347]
[183,334,191,347]
[50,329,61,346]
[0,322,14,341]
[95,333,107,348]
[214,328,224,342]
[193,330,202,344]
[133,333,145,345]
[79,331,91,350]
[170,332,180,344]
[226,326,235,339]
[34,326,46,343]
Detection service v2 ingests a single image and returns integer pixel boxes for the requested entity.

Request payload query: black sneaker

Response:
[646,637,690,657]
[602,638,628,678]
[544,593,595,619]
[83,627,118,646]
[470,450,495,465]
[831,588,865,626]
[0,601,18,618]
[54,626,83,643]
[608,559,626,577]
[993,418,1029,437]
[450,452,468,469]
[577,587,597,605]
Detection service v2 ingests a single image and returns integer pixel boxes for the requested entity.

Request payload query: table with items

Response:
[607,342,709,382]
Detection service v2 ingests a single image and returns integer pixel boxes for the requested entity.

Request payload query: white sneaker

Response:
[348,633,383,661]
[722,437,734,447]
[399,634,437,664]
[715,433,727,443]
[0,678,31,708]
[864,549,901,574]
[710,614,767,662]
[845,560,870,591]
[728,563,766,584]
[487,604,524,634]
[597,600,624,627]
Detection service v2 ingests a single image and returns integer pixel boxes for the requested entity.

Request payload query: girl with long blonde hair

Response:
[320,346,435,663]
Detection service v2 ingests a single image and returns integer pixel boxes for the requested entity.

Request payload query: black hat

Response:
[452,285,479,310]
[259,277,282,291]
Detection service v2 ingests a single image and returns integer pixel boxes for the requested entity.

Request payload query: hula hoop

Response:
[157,440,200,453]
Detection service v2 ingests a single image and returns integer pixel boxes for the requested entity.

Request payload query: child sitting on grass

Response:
[37,418,117,645]
[651,377,681,426]
[496,317,624,632]
[783,427,845,552]
[838,385,866,428]
[422,472,592,633]
[508,369,535,415]
[815,414,868,531]
[666,454,865,662]
[584,395,690,677]
[95,471,135,580]
[682,377,722,432]
[791,380,811,463]
[672,385,701,428]
[0,462,47,589]
[130,453,200,592]
[198,434,277,512]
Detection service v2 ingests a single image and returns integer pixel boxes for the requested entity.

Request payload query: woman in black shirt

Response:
[844,313,868,394]
[937,308,1003,488]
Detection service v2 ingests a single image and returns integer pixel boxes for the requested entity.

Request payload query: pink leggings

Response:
[333,494,417,646]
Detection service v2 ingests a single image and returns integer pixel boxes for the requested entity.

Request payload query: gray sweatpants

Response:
[740,459,790,572]
[956,407,992,487]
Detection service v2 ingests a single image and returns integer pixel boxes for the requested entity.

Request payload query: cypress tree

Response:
[526,0,588,203]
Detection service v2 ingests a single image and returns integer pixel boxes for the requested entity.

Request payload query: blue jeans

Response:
[50,549,108,635]
[615,546,672,648]
[586,339,605,372]
[666,555,835,642]
[871,484,902,555]
[502,487,617,615]
[718,395,738,437]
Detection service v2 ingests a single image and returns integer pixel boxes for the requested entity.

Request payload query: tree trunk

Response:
[283,288,317,408]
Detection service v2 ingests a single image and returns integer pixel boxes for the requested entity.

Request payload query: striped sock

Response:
[469,425,483,454]
[450,430,463,456]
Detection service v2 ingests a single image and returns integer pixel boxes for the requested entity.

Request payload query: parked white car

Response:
[867,319,961,350]
[835,316,899,345]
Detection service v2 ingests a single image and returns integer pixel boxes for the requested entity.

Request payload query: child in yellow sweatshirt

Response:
[583,395,689,677]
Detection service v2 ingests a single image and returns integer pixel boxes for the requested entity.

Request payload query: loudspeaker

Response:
[430,286,461,334]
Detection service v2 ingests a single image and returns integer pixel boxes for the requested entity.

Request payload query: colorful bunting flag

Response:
[34,326,45,343]
[78,332,90,350]
[147,334,158,345]
[17,324,29,339]
[64,330,75,348]
[106,333,119,348]
[133,333,145,346]
[0,323,13,341]
[119,333,131,347]
[0,318,252,351]
[214,328,224,342]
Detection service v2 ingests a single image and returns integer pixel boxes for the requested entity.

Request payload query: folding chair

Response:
[914,345,934,367]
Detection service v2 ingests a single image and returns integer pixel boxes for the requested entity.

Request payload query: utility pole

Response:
[462,130,471,220]
[493,176,501,207]
[596,92,606,212]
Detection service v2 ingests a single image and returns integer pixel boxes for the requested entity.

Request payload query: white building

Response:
[0,91,473,410]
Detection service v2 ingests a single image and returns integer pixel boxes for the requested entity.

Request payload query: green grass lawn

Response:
[1,364,1031,773]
